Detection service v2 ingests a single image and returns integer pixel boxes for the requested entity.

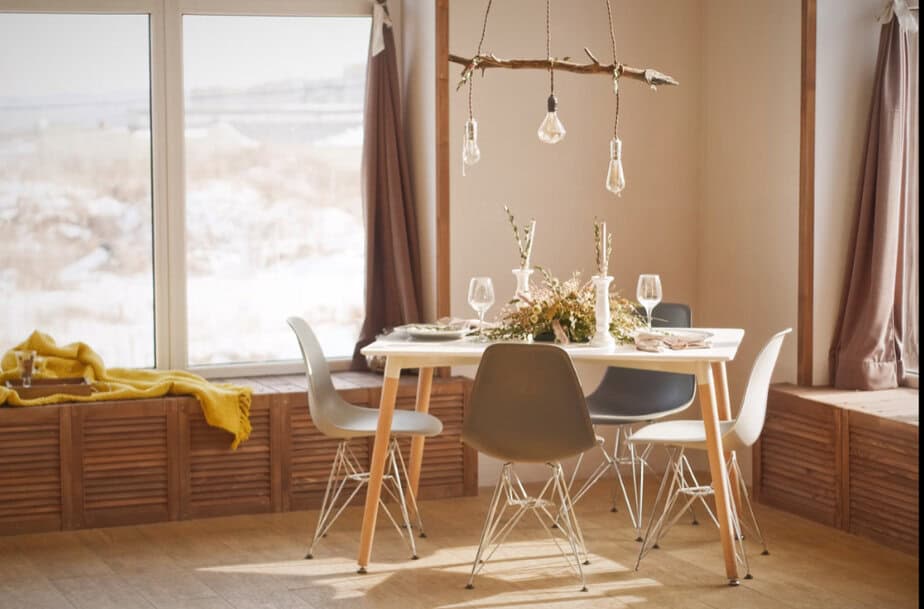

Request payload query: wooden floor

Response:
[0,480,917,609]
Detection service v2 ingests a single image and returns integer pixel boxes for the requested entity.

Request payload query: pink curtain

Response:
[351,1,423,370]
[829,9,919,389]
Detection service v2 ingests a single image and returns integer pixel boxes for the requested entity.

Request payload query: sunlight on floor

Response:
[196,539,663,608]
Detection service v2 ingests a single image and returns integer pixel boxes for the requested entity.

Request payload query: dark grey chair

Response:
[568,303,697,541]
[462,343,597,592]
[287,317,442,561]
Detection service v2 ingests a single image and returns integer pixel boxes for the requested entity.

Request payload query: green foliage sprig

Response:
[504,205,536,269]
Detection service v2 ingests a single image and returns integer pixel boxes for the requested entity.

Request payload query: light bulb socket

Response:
[465,119,478,140]
[547,95,558,113]
[610,137,622,160]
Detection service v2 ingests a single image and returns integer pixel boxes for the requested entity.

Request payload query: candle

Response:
[599,221,607,274]
[525,219,536,268]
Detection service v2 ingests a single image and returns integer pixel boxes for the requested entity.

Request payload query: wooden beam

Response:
[448,53,679,88]
[436,0,451,378]
[798,0,817,386]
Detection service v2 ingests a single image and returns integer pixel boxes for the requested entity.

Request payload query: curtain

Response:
[351,1,424,370]
[829,4,919,390]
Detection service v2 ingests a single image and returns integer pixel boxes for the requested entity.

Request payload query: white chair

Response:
[629,328,791,580]
[287,317,443,562]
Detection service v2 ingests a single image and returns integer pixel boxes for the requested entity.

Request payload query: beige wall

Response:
[448,0,703,322]
[812,0,883,384]
[403,0,802,484]
[448,0,705,483]
[401,0,439,323]
[697,0,801,478]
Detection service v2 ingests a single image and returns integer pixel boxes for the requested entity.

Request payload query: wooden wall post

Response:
[797,0,817,386]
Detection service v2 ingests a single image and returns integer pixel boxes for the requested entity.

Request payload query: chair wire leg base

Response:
[306,439,423,563]
[393,441,428,538]
[467,463,588,591]
[568,425,659,541]
[729,453,769,556]
[635,448,760,580]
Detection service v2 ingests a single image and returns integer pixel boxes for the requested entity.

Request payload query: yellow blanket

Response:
[0,331,252,449]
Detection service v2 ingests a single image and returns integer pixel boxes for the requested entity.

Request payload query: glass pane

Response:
[0,14,154,368]
[184,15,369,366]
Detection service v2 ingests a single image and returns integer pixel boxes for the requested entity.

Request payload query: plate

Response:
[653,328,714,342]
[401,324,473,340]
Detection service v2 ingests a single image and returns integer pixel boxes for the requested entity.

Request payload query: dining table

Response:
[359,327,747,585]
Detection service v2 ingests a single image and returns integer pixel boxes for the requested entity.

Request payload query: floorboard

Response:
[0,479,917,609]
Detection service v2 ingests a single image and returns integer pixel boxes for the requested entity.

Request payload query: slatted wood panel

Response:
[289,390,371,510]
[0,407,62,534]
[847,411,918,555]
[0,375,474,535]
[79,402,170,528]
[184,396,273,518]
[757,389,841,527]
[756,385,918,555]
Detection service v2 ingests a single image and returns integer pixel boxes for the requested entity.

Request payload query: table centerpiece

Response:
[486,267,643,344]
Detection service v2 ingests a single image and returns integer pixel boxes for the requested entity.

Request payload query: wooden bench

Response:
[0,372,476,536]
[754,383,918,554]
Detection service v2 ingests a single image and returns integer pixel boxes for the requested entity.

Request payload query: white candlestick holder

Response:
[512,267,533,303]
[591,274,616,348]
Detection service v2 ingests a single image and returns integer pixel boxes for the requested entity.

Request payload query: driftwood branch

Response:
[449,52,679,91]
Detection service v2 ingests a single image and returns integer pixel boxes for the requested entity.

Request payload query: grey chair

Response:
[568,303,697,541]
[462,343,597,591]
[287,317,442,561]
[631,329,791,583]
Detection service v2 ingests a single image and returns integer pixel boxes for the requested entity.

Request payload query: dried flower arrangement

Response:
[486,267,644,344]
[504,205,536,269]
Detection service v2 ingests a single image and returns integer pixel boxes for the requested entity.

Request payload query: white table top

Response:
[362,328,745,377]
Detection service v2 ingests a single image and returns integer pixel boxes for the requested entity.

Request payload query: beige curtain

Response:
[829,9,919,389]
[351,1,423,370]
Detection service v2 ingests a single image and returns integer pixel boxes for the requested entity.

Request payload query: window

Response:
[0,13,155,368]
[0,2,371,374]
[183,16,368,366]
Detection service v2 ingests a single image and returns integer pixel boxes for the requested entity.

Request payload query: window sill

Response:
[190,357,353,380]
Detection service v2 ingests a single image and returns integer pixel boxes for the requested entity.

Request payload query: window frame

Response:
[0,0,372,377]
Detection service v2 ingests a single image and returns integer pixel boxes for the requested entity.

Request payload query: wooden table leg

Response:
[697,364,741,584]
[356,358,401,573]
[712,362,742,512]
[407,367,434,521]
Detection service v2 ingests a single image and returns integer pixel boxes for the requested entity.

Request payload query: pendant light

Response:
[537,0,565,144]
[461,0,494,175]
[603,1,625,195]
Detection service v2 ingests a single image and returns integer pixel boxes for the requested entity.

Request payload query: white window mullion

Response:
[162,0,189,370]
[150,1,172,370]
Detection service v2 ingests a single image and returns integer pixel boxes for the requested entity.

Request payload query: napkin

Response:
[635,331,665,352]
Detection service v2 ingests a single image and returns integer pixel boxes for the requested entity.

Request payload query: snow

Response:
[1,80,366,368]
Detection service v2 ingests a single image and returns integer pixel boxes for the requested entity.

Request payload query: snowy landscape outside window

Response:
[183,16,369,366]
[0,14,155,368]
[0,8,370,370]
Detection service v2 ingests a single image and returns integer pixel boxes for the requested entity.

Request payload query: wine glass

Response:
[636,274,662,330]
[467,277,495,340]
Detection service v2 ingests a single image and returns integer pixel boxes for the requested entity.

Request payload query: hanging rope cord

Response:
[605,0,620,136]
[546,0,554,95]
[468,0,494,121]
